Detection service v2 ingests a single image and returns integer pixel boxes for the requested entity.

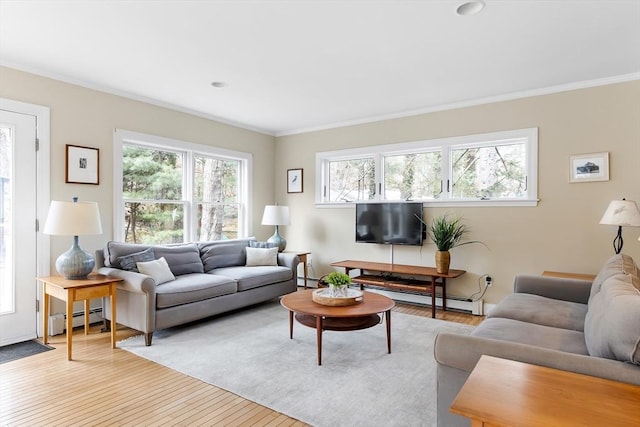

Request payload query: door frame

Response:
[0,98,50,338]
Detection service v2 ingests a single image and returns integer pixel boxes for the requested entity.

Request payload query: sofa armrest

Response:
[277,252,300,273]
[513,274,592,304]
[434,332,640,386]
[97,267,157,296]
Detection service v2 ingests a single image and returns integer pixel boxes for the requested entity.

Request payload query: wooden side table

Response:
[285,251,311,289]
[450,355,640,426]
[38,274,123,360]
[542,270,597,281]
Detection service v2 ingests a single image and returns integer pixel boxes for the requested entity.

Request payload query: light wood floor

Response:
[0,300,483,426]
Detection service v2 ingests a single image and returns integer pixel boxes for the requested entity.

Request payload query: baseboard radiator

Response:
[48,308,104,336]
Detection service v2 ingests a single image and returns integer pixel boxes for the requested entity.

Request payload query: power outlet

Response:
[485,275,493,287]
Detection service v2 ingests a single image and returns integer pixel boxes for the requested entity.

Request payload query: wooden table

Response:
[285,251,311,288]
[280,289,394,365]
[331,260,465,318]
[542,270,597,281]
[450,355,640,426]
[38,274,122,360]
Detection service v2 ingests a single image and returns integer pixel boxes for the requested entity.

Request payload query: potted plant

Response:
[323,271,352,297]
[423,213,485,274]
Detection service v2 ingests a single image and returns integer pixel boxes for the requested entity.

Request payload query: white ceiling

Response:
[1,1,639,136]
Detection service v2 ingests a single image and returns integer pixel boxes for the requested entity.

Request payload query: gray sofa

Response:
[435,254,640,426]
[96,238,299,345]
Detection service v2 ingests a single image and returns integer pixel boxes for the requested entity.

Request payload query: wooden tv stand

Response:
[331,260,465,318]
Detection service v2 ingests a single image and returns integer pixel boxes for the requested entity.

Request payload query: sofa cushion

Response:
[136,257,176,285]
[210,266,292,291]
[105,241,203,276]
[590,253,640,300]
[245,247,278,266]
[487,293,587,331]
[116,247,155,272]
[153,243,204,276]
[584,273,640,365]
[199,239,251,271]
[155,273,237,309]
[472,317,589,355]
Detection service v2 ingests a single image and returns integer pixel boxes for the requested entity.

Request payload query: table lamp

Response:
[261,205,290,252]
[43,197,103,279]
[599,198,640,254]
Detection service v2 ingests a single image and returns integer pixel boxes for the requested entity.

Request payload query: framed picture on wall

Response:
[287,168,303,193]
[569,152,609,183]
[66,144,99,185]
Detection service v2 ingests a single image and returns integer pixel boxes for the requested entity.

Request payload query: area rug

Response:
[0,339,54,364]
[119,300,474,427]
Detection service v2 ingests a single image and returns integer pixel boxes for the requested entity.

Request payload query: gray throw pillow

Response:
[116,247,155,272]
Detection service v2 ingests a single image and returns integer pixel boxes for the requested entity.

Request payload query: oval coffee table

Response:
[280,289,395,365]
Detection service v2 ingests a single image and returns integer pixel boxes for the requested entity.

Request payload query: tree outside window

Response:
[122,145,244,244]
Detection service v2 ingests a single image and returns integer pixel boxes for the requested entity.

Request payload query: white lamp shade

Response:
[599,200,640,227]
[43,200,103,236]
[261,205,290,226]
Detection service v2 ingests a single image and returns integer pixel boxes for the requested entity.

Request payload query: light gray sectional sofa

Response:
[96,238,299,345]
[435,254,640,427]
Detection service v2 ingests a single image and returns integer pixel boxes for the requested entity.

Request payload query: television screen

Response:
[355,202,424,246]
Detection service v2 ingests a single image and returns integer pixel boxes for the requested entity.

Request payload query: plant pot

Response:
[435,250,451,274]
[328,285,349,298]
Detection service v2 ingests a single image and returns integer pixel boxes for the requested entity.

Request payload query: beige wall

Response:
[0,65,277,277]
[275,80,640,304]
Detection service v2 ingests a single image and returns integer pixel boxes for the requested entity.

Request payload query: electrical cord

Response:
[467,274,491,302]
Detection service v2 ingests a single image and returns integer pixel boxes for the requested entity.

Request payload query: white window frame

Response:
[113,129,253,242]
[316,128,538,207]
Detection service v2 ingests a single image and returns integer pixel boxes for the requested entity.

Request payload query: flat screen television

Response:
[355,202,425,246]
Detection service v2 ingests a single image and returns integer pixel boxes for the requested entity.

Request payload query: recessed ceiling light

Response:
[211,82,227,88]
[456,1,485,16]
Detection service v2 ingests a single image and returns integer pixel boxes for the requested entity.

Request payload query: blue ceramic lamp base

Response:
[56,236,95,279]
[267,226,287,252]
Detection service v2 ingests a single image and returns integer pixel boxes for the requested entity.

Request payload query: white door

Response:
[0,109,38,346]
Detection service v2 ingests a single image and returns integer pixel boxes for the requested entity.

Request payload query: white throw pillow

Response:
[245,247,278,266]
[136,257,176,284]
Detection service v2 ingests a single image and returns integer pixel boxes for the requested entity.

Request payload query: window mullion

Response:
[375,152,383,200]
[185,151,194,242]
[441,146,451,200]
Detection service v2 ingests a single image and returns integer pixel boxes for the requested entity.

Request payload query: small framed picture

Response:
[66,144,99,185]
[569,152,609,183]
[287,168,303,193]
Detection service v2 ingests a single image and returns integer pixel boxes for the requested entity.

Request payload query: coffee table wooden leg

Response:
[316,315,323,366]
[386,309,392,354]
[289,311,294,339]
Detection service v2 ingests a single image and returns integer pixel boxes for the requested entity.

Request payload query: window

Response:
[384,151,442,200]
[328,157,375,202]
[114,130,251,244]
[316,128,538,207]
